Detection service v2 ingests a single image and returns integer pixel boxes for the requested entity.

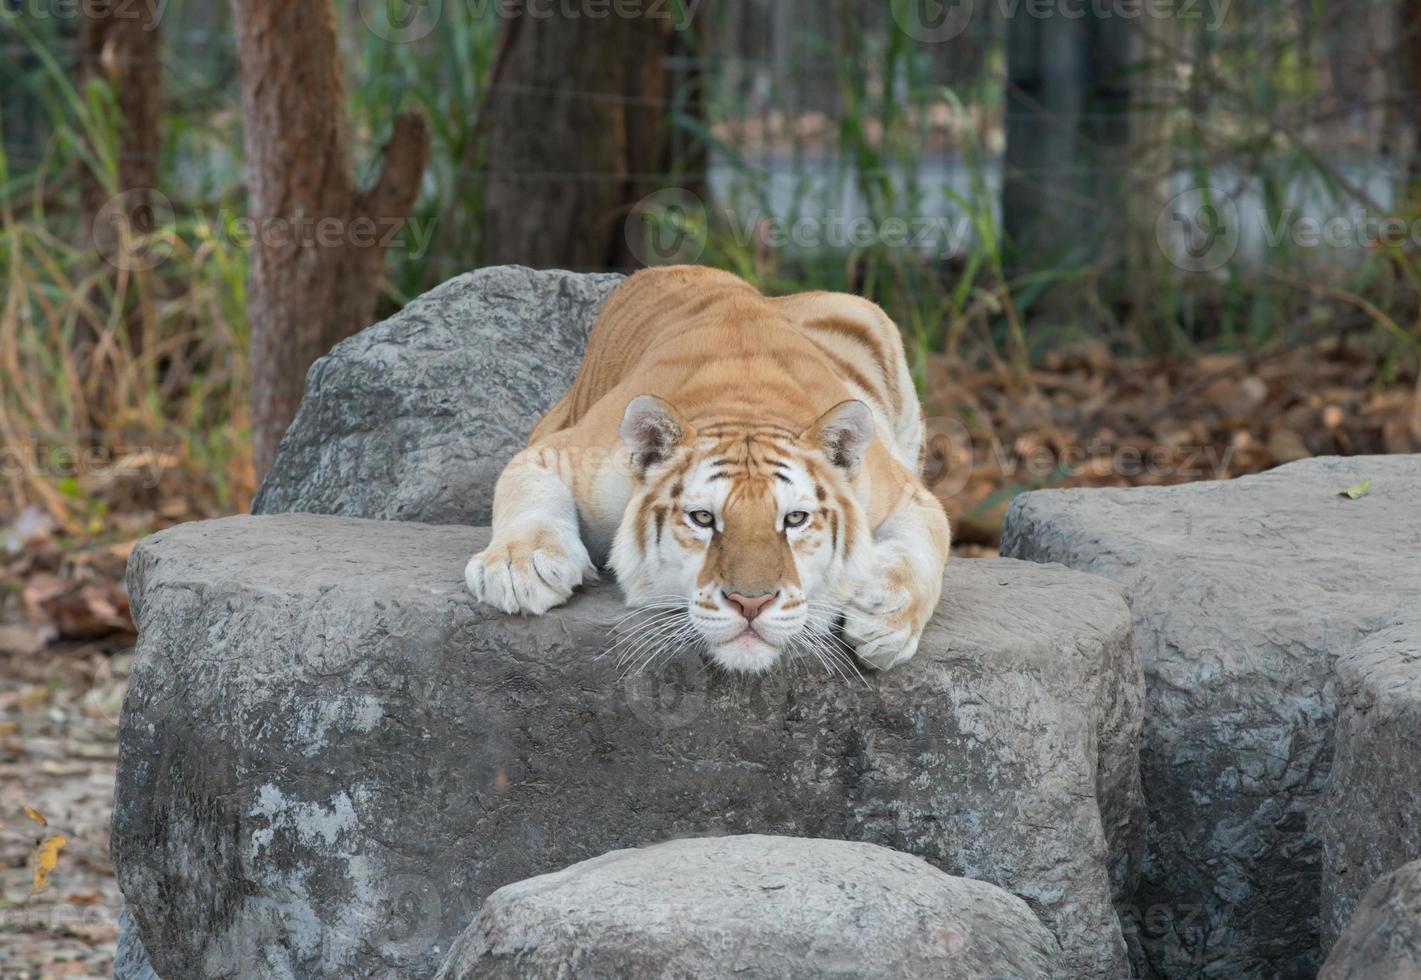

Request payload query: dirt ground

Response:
[1,640,129,979]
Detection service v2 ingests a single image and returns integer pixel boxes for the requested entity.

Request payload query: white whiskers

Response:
[799,601,871,685]
[601,599,705,681]
[597,595,871,686]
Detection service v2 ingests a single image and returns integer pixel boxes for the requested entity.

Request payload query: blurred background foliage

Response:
[1,0,1420,541]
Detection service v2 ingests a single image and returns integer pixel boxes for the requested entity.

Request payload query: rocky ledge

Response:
[1003,453,1421,978]
[113,513,1143,979]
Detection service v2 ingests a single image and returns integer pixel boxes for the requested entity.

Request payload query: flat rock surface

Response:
[252,266,623,525]
[435,835,1059,979]
[1002,454,1421,979]
[113,514,1143,979]
[1319,859,1421,980]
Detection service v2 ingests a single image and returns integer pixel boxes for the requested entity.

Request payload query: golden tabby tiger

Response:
[465,265,951,672]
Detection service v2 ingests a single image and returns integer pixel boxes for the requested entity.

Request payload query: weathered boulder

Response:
[435,835,1059,979]
[1319,859,1421,980]
[251,266,623,525]
[1317,623,1421,950]
[1001,454,1421,979]
[114,514,1143,979]
[115,910,159,980]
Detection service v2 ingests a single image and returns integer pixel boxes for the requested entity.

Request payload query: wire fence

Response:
[4,0,1420,285]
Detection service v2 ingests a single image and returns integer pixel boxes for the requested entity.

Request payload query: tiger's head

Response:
[609,394,877,673]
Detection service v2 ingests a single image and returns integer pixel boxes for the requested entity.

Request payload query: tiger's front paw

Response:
[843,582,923,671]
[843,552,936,671]
[465,528,594,615]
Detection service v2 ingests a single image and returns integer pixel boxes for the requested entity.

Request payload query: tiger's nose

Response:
[724,590,777,622]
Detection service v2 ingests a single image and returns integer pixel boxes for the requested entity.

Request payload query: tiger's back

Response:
[531,265,923,472]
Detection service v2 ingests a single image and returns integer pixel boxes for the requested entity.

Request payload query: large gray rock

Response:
[1317,623,1421,950]
[252,266,623,525]
[114,910,160,980]
[435,835,1059,979]
[1001,454,1421,979]
[114,514,1143,979]
[1319,859,1421,980]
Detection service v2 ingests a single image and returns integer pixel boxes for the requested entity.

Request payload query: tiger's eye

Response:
[689,510,716,528]
[784,510,811,529]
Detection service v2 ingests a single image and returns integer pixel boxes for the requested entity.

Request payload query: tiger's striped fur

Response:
[465,265,951,672]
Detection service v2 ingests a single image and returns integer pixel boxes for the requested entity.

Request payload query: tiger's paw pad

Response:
[465,530,594,616]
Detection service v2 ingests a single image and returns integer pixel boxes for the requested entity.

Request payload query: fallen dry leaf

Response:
[31,833,67,894]
[24,805,47,826]
[20,573,134,641]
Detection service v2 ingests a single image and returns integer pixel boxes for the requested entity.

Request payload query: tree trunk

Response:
[230,0,430,479]
[1123,7,1177,326]
[1406,0,1421,198]
[479,1,672,270]
[1004,12,1133,269]
[76,0,161,368]
[78,0,161,242]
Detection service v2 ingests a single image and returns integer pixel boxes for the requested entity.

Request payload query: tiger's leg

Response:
[465,444,597,615]
[843,483,951,670]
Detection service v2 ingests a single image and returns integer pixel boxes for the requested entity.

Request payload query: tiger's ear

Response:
[620,395,690,471]
[804,400,875,469]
